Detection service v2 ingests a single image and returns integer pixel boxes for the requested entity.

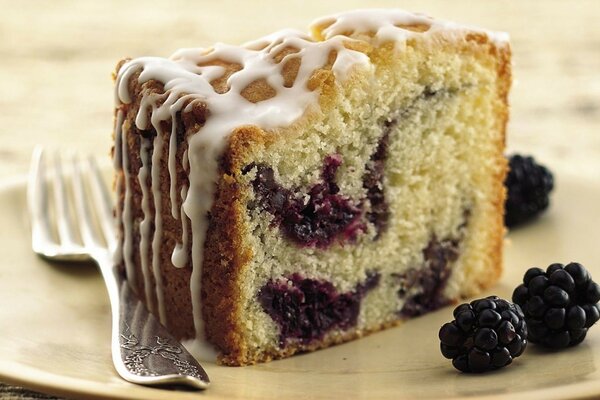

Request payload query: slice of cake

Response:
[112,9,511,366]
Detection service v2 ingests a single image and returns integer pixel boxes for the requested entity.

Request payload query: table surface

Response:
[1,0,599,398]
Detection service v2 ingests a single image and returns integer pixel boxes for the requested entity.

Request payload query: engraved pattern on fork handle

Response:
[27,150,210,390]
[96,252,210,389]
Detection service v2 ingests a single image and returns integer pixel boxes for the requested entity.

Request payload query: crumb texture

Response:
[113,10,510,366]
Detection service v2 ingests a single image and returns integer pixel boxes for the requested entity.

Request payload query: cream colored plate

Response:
[1,169,600,400]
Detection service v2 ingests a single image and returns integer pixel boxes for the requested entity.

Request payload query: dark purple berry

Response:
[396,237,458,317]
[248,126,392,247]
[468,348,491,372]
[474,328,498,350]
[583,304,600,328]
[362,123,391,237]
[494,299,510,312]
[439,322,465,347]
[514,304,525,319]
[543,286,569,307]
[491,347,512,368]
[504,154,554,227]
[528,275,549,296]
[549,269,575,293]
[570,329,587,345]
[441,343,460,359]
[544,308,565,330]
[544,331,571,349]
[513,262,600,349]
[478,309,502,327]
[258,272,379,346]
[546,263,564,275]
[526,296,547,318]
[453,303,471,318]
[497,321,517,344]
[566,305,586,330]
[246,156,364,249]
[527,319,549,341]
[455,309,476,332]
[586,282,600,303]
[512,285,529,305]
[501,310,520,327]
[439,297,527,373]
[471,298,496,312]
[564,262,590,287]
[524,267,545,284]
[452,355,469,372]
[506,335,526,357]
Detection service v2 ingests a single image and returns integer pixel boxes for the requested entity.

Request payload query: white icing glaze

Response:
[168,118,179,219]
[120,116,137,289]
[181,338,218,363]
[171,186,189,268]
[112,110,125,268]
[138,139,154,310]
[151,133,167,325]
[312,8,434,43]
[311,9,509,46]
[172,151,190,268]
[114,8,509,355]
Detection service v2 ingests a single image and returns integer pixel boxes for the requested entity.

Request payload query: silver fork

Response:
[27,147,210,390]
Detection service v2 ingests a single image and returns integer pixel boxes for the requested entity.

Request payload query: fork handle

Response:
[95,252,210,389]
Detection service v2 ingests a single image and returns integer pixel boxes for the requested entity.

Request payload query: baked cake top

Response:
[115,9,508,142]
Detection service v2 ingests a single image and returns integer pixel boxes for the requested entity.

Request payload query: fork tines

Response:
[28,147,115,261]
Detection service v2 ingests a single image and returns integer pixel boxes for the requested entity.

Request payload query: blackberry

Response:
[512,262,600,349]
[246,156,363,248]
[439,296,527,373]
[504,154,554,227]
[258,272,380,345]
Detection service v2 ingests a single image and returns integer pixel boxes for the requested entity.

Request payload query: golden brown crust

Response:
[219,319,405,366]
[472,41,511,292]
[490,43,512,287]
[202,126,267,361]
[202,134,289,364]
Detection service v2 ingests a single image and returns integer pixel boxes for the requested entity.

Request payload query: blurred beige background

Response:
[0,1,599,398]
[0,0,599,183]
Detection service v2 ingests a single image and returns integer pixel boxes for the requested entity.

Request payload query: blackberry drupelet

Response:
[512,262,600,349]
[504,154,554,227]
[439,296,527,373]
